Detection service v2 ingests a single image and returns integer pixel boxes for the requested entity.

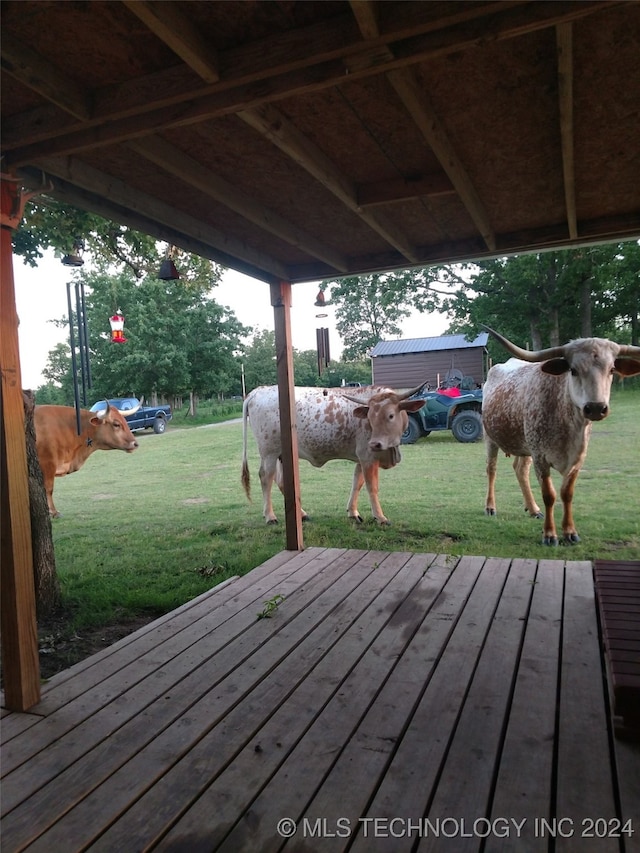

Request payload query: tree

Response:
[183,300,249,414]
[323,267,470,360]
[441,242,640,354]
[321,273,411,360]
[242,329,278,392]
[41,269,250,408]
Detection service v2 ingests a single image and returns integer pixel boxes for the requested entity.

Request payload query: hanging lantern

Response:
[158,245,180,280]
[109,309,127,343]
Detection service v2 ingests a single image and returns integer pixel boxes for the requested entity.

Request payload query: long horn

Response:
[481,325,566,362]
[617,344,640,357]
[396,381,429,400]
[341,381,427,405]
[96,399,110,419]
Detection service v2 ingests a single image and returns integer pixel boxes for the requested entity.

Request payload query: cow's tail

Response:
[241,394,251,502]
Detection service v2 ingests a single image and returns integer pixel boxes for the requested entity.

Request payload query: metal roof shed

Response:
[371,332,489,389]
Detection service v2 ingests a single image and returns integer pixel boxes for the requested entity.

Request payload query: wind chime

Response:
[62,238,91,435]
[314,288,331,376]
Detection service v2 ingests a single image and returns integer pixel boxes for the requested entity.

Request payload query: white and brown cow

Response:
[241,384,425,525]
[34,403,140,517]
[482,327,640,545]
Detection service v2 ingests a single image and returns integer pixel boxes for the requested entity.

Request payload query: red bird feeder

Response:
[109,309,127,343]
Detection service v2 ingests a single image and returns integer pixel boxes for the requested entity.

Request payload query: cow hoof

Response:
[542,535,559,546]
[485,508,496,516]
[349,514,364,524]
[562,533,581,544]
[266,518,279,525]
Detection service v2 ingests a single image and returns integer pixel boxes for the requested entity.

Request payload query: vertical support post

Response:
[0,180,41,710]
[270,280,304,551]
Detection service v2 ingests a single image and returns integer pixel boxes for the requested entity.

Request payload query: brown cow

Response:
[34,403,139,517]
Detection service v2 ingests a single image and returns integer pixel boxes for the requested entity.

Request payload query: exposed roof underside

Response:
[2,0,639,285]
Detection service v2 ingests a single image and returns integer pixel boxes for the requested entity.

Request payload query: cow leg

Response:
[560,466,581,543]
[485,439,499,516]
[258,456,279,524]
[274,459,309,521]
[534,462,558,546]
[41,467,60,518]
[512,456,542,518]
[361,461,390,525]
[347,464,365,522]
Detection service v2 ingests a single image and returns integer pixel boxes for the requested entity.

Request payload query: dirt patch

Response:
[37,612,157,681]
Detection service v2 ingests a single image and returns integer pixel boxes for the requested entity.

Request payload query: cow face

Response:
[90,406,139,451]
[352,393,425,453]
[482,326,640,424]
[541,341,640,422]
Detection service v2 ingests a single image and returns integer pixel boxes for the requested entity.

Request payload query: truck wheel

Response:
[153,417,166,434]
[401,416,421,445]
[451,410,483,443]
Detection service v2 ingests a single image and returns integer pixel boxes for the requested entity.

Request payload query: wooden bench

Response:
[594,559,640,740]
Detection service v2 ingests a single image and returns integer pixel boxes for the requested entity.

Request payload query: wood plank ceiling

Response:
[2,0,640,284]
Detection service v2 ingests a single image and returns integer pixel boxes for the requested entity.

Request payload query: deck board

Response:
[594,559,640,740]
[2,549,638,853]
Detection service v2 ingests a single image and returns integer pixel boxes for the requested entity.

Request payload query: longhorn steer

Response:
[482,327,640,545]
[241,384,425,525]
[34,403,140,517]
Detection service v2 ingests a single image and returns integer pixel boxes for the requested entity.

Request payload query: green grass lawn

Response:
[50,388,640,635]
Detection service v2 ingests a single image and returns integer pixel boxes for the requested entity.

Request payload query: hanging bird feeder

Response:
[109,309,127,343]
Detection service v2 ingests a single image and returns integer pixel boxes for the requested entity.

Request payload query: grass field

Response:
[49,387,640,641]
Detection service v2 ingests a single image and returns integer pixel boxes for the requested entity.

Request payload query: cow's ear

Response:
[401,399,427,413]
[352,405,369,419]
[541,357,570,375]
[89,415,104,426]
[614,357,640,377]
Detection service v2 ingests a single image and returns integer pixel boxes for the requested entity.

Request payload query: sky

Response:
[13,250,449,389]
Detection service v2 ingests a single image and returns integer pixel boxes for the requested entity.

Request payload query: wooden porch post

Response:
[270,280,304,551]
[1,179,41,710]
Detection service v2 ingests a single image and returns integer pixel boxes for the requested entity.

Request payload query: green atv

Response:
[401,387,483,444]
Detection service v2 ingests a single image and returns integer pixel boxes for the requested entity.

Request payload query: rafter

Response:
[387,68,496,252]
[357,174,455,207]
[127,136,349,272]
[34,157,289,280]
[557,23,577,240]
[2,2,610,155]
[348,0,381,41]
[0,41,92,121]
[121,0,220,84]
[239,104,420,264]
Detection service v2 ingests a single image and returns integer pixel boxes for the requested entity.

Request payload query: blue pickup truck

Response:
[90,397,172,434]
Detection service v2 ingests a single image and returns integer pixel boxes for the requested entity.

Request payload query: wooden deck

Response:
[2,549,639,853]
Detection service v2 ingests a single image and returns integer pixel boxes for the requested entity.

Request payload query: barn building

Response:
[370,332,489,390]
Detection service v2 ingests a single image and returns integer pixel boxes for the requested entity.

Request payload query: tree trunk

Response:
[580,261,594,337]
[529,320,543,350]
[188,391,198,417]
[23,391,61,619]
[549,307,560,346]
